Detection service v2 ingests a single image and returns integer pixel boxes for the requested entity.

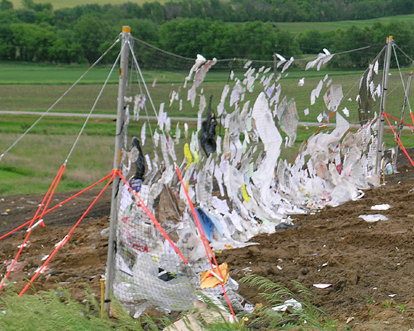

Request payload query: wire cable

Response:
[0,37,121,163]
[393,43,413,114]
[64,44,123,166]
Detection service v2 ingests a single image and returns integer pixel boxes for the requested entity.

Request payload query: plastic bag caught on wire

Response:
[278,98,299,147]
[199,95,218,157]
[130,136,145,180]
[358,53,381,126]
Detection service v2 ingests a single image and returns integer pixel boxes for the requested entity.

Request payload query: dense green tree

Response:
[122,18,159,43]
[0,0,12,11]
[0,9,17,24]
[142,2,165,23]
[22,0,52,12]
[15,8,36,23]
[49,29,85,63]
[159,18,213,57]
[0,0,411,68]
[118,2,143,19]
[196,21,239,58]
[371,21,414,66]
[10,23,57,61]
[73,14,112,64]
[0,24,15,60]
[296,29,324,54]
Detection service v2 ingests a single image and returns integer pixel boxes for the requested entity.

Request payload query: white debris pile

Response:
[278,112,379,209]
[112,55,381,316]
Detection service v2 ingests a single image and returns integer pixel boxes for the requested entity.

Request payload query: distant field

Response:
[1,62,412,124]
[1,62,414,196]
[276,14,414,35]
[8,0,414,36]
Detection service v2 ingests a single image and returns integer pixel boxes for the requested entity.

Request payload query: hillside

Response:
[277,13,414,35]
[10,0,169,9]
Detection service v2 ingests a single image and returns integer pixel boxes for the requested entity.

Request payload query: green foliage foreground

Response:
[241,275,338,330]
[0,285,146,331]
[0,278,340,331]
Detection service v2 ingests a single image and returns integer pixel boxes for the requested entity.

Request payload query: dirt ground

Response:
[1,151,414,330]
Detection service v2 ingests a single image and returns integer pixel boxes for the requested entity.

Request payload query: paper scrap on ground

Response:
[272,298,302,312]
[313,284,332,289]
[371,204,390,210]
[359,214,389,222]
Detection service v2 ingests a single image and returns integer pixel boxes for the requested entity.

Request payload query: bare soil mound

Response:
[1,151,414,330]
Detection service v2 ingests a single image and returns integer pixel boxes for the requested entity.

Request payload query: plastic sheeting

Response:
[112,57,382,317]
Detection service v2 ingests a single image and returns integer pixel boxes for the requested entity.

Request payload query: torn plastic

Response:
[130,137,145,180]
[199,96,217,157]
[323,85,343,112]
[359,214,389,222]
[278,98,299,147]
[112,56,385,317]
[272,298,302,312]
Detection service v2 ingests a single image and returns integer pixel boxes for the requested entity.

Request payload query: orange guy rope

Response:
[0,165,66,291]
[118,172,188,264]
[384,114,414,166]
[175,167,236,319]
[19,172,115,297]
[383,113,414,131]
[0,172,113,242]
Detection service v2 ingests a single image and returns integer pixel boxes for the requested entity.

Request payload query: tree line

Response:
[0,0,413,68]
[8,0,414,24]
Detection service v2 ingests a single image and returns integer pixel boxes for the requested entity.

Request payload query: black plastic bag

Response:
[200,95,217,157]
[130,136,145,180]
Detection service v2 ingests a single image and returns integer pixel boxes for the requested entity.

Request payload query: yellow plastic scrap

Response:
[199,262,229,289]
[241,183,250,202]
[193,150,199,164]
[184,143,192,170]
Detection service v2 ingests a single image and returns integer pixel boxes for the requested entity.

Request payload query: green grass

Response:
[2,62,413,125]
[1,63,414,196]
[0,280,337,330]
[276,13,414,35]
[241,275,338,330]
[0,285,149,330]
[0,62,188,85]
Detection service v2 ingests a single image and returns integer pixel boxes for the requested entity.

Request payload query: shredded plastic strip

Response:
[175,166,236,319]
[128,43,155,144]
[128,42,166,140]
[118,172,188,264]
[291,110,336,164]
[19,171,116,297]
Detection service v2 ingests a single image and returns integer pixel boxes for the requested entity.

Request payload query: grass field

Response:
[1,62,414,196]
[9,0,414,36]
[276,14,414,35]
[1,62,412,123]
